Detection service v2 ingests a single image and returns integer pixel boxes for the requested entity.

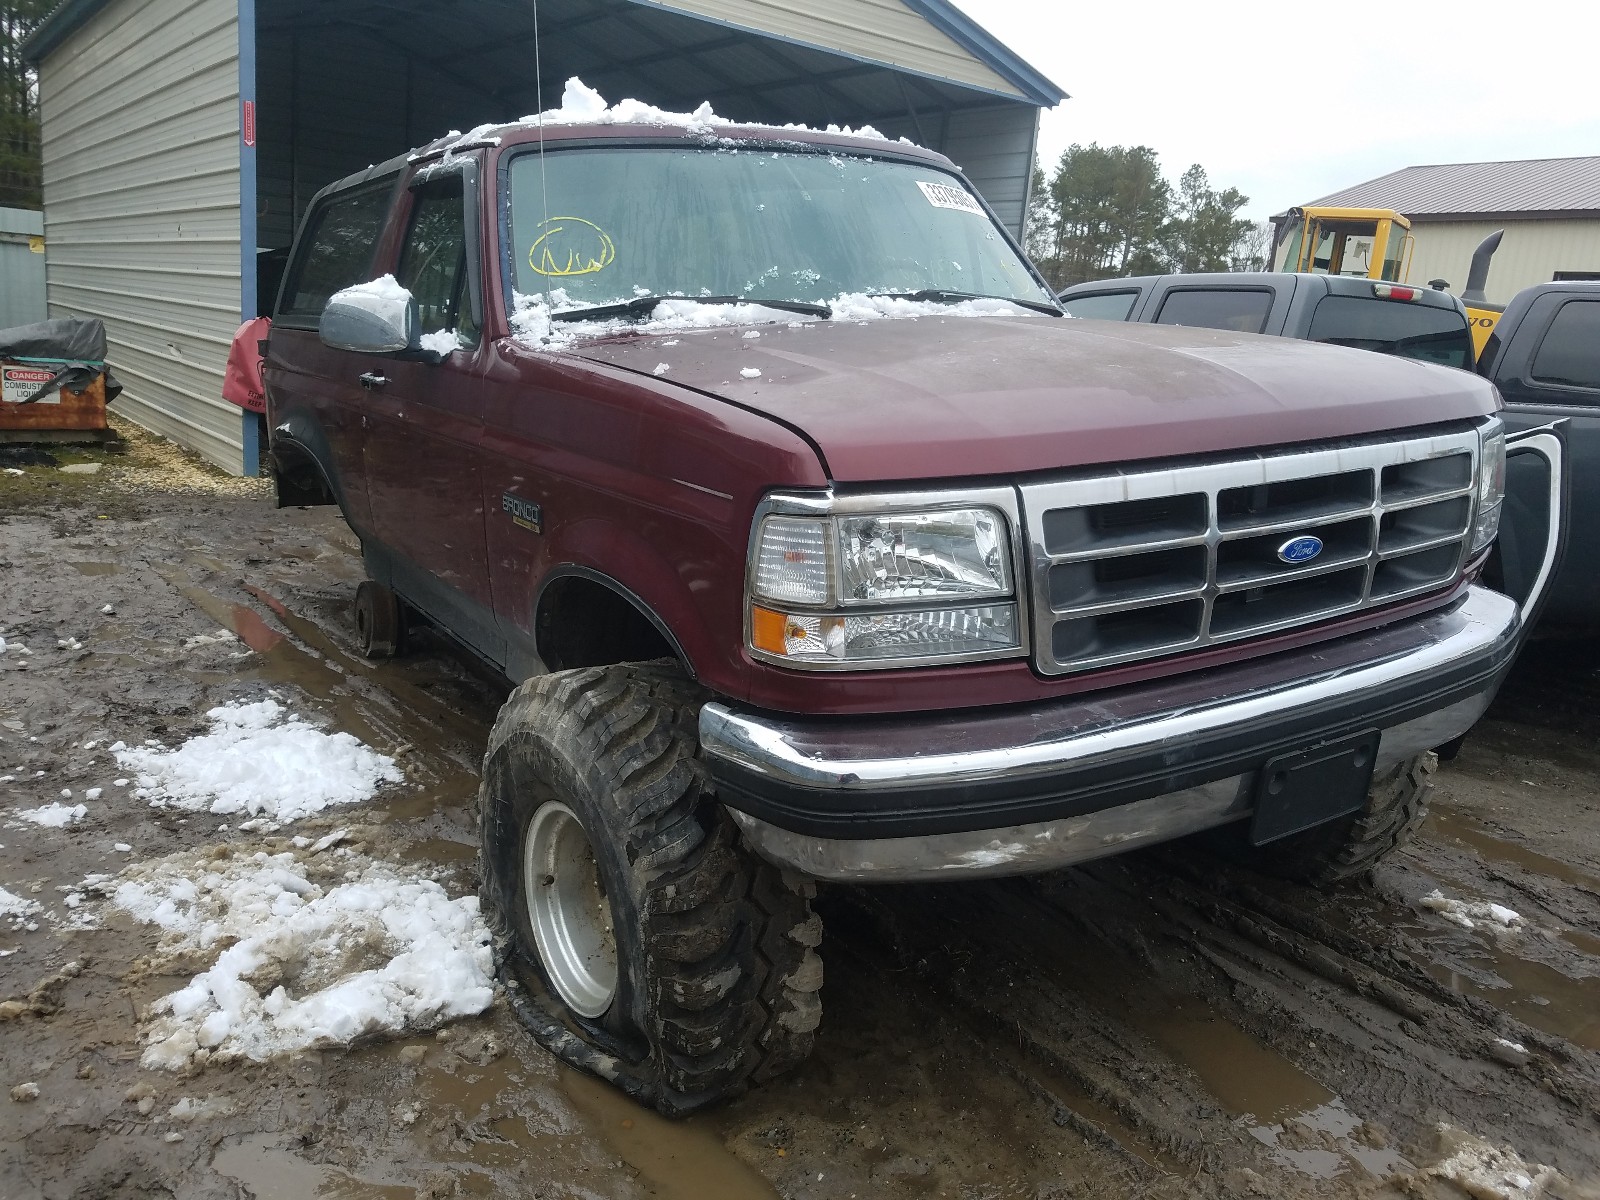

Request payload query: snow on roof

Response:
[428,77,909,158]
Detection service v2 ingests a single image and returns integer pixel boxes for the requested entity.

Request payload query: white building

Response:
[1308,156,1600,303]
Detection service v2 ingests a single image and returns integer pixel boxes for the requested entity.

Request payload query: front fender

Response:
[536,515,742,691]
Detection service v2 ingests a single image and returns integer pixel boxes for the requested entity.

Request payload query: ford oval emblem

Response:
[1277,535,1324,564]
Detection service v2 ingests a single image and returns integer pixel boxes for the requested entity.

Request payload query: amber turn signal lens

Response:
[750,605,790,655]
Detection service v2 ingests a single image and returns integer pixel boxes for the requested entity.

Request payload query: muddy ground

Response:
[2,422,1599,1199]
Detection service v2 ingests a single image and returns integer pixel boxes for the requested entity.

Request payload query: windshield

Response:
[505,146,1050,312]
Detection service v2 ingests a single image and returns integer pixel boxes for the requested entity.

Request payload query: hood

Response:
[566,315,1499,483]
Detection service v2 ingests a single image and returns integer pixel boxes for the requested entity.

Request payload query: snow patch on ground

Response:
[182,630,237,650]
[1420,889,1525,932]
[1,885,41,929]
[13,802,88,828]
[113,700,401,825]
[113,848,494,1070]
[1417,1125,1560,1198]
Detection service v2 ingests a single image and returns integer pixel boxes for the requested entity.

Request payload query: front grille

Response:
[1021,426,1482,675]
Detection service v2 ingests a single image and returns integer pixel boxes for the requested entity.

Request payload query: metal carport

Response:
[24,0,1063,474]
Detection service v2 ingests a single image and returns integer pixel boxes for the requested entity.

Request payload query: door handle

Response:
[359,372,389,391]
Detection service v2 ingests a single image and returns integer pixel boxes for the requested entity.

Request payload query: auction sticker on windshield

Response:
[916,180,985,217]
[2,366,61,405]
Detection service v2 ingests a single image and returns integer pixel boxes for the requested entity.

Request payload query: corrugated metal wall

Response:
[941,105,1037,242]
[1405,218,1600,304]
[0,208,48,328]
[644,0,1025,99]
[36,0,245,473]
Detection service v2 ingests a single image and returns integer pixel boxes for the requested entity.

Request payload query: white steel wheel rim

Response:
[522,801,618,1019]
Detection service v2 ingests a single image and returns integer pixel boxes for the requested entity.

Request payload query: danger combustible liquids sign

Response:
[1,366,61,405]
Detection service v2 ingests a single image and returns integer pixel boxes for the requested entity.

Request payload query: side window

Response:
[1060,291,1138,321]
[1307,296,1474,370]
[397,176,477,348]
[279,182,394,318]
[1531,301,1600,390]
[1154,289,1273,334]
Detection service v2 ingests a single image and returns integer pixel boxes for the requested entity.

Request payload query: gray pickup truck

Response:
[1058,272,1475,371]
[1479,282,1600,630]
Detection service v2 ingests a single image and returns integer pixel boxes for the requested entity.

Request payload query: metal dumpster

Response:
[0,317,123,444]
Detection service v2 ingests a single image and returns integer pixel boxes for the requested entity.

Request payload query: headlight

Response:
[748,500,1022,669]
[1470,421,1505,555]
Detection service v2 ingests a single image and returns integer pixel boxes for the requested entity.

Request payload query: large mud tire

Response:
[1246,752,1437,885]
[478,661,823,1114]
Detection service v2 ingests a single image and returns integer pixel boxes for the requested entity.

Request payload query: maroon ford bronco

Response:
[264,98,1564,1113]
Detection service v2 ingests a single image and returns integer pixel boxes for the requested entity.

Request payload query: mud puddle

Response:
[214,1134,416,1199]
[1429,805,1600,895]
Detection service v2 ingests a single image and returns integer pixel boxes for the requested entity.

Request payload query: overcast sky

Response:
[951,0,1599,221]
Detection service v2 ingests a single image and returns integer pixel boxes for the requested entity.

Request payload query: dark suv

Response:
[1058,272,1476,369]
[265,107,1562,1114]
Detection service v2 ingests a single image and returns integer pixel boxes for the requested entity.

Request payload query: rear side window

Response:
[1306,296,1473,369]
[1060,291,1138,321]
[279,182,395,318]
[1531,300,1600,389]
[1154,289,1273,333]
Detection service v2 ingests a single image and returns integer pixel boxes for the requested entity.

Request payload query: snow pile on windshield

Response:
[115,847,494,1070]
[511,290,1037,350]
[829,294,1041,322]
[511,290,824,349]
[439,77,896,153]
[114,699,403,825]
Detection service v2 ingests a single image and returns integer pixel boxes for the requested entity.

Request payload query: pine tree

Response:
[0,2,51,209]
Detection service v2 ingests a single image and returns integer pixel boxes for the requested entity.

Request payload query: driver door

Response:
[362,165,502,665]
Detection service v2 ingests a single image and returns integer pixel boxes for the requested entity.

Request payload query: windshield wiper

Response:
[864,288,1064,317]
[549,294,832,323]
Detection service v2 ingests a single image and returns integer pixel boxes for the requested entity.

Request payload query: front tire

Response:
[1245,752,1437,884]
[478,661,823,1114]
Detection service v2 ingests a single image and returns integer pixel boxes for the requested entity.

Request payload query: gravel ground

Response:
[2,422,1598,1199]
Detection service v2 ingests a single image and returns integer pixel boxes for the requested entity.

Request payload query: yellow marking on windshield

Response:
[529,216,616,277]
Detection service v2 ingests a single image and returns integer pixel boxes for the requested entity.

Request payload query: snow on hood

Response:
[432,76,905,156]
[510,289,1037,352]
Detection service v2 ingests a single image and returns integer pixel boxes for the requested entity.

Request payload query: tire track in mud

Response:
[824,838,1600,1196]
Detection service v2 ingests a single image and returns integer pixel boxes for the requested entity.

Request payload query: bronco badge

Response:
[502,492,543,533]
[1277,535,1323,564]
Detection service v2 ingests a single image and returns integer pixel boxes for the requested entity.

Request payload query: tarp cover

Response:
[0,317,108,362]
[0,317,122,404]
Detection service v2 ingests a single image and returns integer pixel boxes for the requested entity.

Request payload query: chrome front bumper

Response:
[701,586,1521,882]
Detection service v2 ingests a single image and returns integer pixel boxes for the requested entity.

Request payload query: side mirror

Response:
[319,281,417,354]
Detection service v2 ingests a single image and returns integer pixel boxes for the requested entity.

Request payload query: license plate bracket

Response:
[1249,730,1381,847]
